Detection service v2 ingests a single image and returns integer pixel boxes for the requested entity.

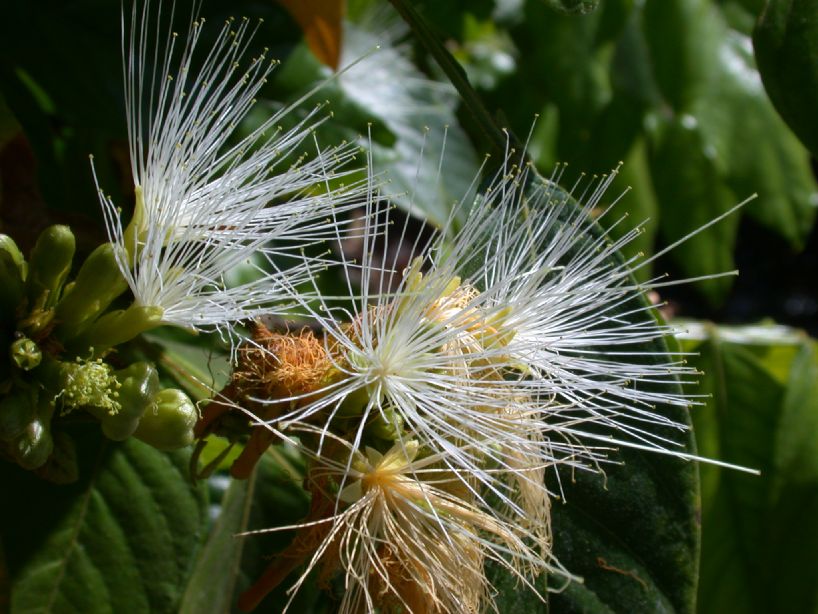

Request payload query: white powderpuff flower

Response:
[91,2,366,331]
[241,435,567,614]
[262,146,754,507]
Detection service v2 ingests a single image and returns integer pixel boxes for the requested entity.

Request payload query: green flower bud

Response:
[92,362,160,441]
[367,407,405,441]
[0,386,38,441]
[0,248,24,321]
[12,396,54,470]
[26,224,75,309]
[134,388,197,451]
[69,304,164,357]
[55,242,129,338]
[10,337,41,371]
[336,385,373,418]
[0,234,27,278]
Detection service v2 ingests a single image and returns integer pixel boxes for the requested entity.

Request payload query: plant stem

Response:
[387,0,529,164]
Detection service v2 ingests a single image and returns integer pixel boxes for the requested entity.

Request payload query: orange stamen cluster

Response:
[194,322,334,478]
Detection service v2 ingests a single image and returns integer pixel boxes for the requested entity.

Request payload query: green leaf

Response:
[643,0,721,111]
[179,475,252,614]
[2,432,207,613]
[687,323,818,613]
[486,559,547,613]
[273,8,483,229]
[647,115,739,305]
[543,0,601,14]
[338,18,482,228]
[605,138,659,283]
[547,427,699,613]
[137,329,231,402]
[524,7,611,163]
[754,0,818,156]
[515,2,646,171]
[719,0,760,35]
[181,445,319,613]
[453,15,518,91]
[234,447,320,613]
[693,31,818,249]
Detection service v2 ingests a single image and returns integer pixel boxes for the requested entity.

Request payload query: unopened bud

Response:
[367,407,404,441]
[55,242,129,338]
[91,362,160,441]
[12,396,54,470]
[69,304,164,357]
[0,386,38,441]
[0,234,27,278]
[134,388,197,451]
[0,246,25,321]
[10,337,41,371]
[26,225,75,309]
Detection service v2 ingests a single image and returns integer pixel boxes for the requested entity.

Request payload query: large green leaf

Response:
[643,0,720,112]
[179,475,252,614]
[643,0,817,253]
[647,115,739,305]
[602,138,659,283]
[338,19,482,228]
[546,329,698,613]
[693,32,817,249]
[543,0,601,14]
[754,0,818,156]
[519,6,613,165]
[180,445,319,613]
[682,323,818,614]
[548,446,698,614]
[271,9,482,229]
[1,433,207,613]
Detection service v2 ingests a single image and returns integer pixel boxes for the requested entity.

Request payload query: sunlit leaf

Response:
[643,0,719,112]
[548,447,698,614]
[693,31,817,249]
[179,474,251,614]
[337,16,482,228]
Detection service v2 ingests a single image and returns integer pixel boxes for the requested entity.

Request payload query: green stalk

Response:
[387,0,529,165]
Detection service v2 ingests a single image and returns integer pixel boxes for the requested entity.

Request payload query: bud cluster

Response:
[0,227,197,475]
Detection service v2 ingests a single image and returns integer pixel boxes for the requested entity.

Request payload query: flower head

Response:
[92,2,366,333]
[240,435,562,614]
